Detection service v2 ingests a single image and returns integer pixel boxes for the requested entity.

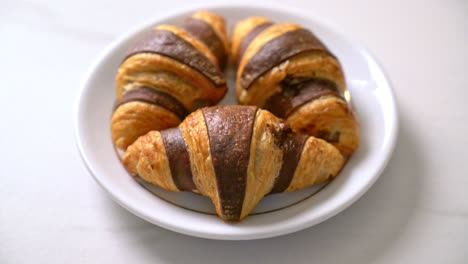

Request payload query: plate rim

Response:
[74,3,399,240]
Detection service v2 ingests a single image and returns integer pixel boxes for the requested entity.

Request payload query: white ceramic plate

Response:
[74,4,398,240]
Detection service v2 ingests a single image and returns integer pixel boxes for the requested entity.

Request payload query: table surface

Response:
[1,0,467,263]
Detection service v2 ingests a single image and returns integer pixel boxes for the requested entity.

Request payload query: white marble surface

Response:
[1,0,467,263]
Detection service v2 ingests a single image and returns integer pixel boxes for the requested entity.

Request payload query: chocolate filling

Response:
[183,17,226,68]
[202,106,258,220]
[116,87,188,119]
[240,28,332,89]
[264,78,341,118]
[160,128,196,191]
[125,29,225,87]
[237,22,273,64]
[270,124,309,193]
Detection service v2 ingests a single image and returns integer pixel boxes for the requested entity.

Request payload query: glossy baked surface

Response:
[75,5,397,240]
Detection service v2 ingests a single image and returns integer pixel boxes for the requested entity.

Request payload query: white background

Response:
[1,0,467,263]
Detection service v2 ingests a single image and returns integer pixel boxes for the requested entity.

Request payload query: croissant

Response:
[233,18,359,157]
[111,14,228,150]
[183,10,230,69]
[123,105,344,221]
[231,16,273,66]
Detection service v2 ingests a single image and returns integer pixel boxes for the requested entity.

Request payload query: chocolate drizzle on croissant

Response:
[123,105,344,221]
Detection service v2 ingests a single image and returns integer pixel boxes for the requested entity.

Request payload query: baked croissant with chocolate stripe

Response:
[231,16,273,66]
[233,18,359,157]
[123,105,344,221]
[183,10,230,69]
[112,16,228,150]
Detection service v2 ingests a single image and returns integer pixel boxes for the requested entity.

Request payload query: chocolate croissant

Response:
[123,105,344,221]
[183,10,230,69]
[231,16,273,66]
[112,19,228,149]
[233,18,359,157]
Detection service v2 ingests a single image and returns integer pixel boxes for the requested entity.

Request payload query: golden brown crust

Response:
[156,24,218,66]
[286,136,344,191]
[231,16,272,65]
[241,109,283,220]
[288,96,360,157]
[236,23,301,96]
[284,52,345,92]
[234,20,359,157]
[116,14,356,221]
[237,50,344,106]
[202,106,258,220]
[111,101,181,150]
[112,22,228,150]
[190,11,230,64]
[116,53,226,109]
[122,131,179,192]
[178,110,221,211]
[121,106,345,221]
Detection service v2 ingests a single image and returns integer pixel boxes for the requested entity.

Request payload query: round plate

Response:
[74,4,398,240]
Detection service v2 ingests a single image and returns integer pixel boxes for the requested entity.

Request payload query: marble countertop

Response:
[1,0,467,263]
